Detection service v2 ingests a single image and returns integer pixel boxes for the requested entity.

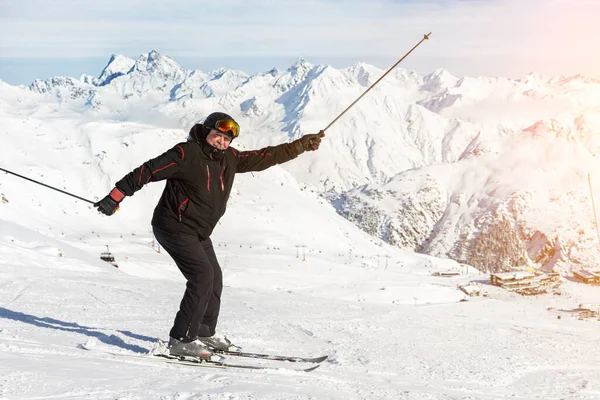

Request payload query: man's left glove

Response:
[292,130,325,155]
[94,187,125,216]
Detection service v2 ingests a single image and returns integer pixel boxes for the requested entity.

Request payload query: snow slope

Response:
[3,216,600,399]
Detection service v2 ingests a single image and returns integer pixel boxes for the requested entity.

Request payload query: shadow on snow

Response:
[0,307,155,353]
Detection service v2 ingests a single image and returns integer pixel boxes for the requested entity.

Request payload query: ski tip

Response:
[307,355,328,364]
[304,364,321,372]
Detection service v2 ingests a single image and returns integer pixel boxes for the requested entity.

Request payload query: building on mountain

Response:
[573,270,600,285]
[458,281,481,297]
[431,270,461,277]
[490,270,561,295]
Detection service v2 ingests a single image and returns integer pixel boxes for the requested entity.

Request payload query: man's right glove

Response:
[94,187,125,216]
[292,130,325,155]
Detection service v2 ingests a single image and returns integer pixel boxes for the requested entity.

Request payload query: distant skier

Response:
[94,112,325,359]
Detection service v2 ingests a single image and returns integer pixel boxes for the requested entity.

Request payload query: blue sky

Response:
[1,0,599,85]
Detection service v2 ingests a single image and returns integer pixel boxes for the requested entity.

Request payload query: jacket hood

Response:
[188,123,207,141]
[188,123,226,160]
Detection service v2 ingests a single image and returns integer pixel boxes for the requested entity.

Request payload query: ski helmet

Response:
[202,112,240,140]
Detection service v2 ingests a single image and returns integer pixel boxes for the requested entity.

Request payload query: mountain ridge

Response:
[3,50,600,273]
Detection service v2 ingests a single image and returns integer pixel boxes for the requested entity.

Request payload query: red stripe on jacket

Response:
[176,145,185,160]
[206,166,211,192]
[237,151,273,157]
[137,166,145,185]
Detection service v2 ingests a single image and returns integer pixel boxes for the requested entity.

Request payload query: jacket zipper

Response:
[178,198,190,222]
[206,165,211,192]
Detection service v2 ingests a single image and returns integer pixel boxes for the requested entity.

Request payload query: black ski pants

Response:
[153,226,223,341]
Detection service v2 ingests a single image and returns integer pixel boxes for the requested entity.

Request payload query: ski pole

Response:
[0,166,95,204]
[322,32,432,133]
[588,173,600,249]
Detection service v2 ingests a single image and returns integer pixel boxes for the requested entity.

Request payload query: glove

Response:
[292,130,325,155]
[94,187,125,216]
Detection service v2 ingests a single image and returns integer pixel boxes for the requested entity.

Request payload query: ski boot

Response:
[168,337,213,359]
[198,333,234,351]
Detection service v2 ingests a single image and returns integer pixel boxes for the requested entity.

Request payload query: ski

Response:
[215,349,328,364]
[155,338,328,364]
[82,345,322,372]
[151,353,322,372]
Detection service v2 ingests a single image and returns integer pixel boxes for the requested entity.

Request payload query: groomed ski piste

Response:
[2,170,600,399]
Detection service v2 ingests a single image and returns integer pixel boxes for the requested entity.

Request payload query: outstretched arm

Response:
[115,144,188,195]
[234,131,325,173]
[94,143,189,215]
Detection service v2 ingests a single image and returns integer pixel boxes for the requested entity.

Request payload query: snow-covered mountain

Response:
[2,50,600,274]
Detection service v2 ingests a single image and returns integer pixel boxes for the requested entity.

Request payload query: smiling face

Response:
[205,129,233,150]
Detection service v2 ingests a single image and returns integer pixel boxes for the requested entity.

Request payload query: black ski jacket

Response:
[115,124,302,239]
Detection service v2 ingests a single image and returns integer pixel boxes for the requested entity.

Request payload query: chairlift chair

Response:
[100,246,118,268]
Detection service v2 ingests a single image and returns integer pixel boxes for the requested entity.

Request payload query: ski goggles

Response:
[214,119,240,138]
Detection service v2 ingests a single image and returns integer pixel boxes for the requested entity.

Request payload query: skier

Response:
[94,112,325,359]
